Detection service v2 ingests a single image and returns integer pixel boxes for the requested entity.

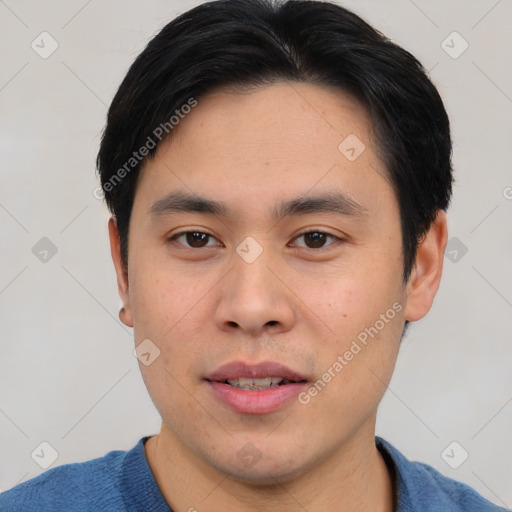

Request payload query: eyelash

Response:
[167,230,343,250]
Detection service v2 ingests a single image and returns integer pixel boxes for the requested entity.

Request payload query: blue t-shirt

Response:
[0,436,509,511]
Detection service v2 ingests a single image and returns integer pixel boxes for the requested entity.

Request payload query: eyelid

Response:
[289,229,343,249]
[168,230,223,248]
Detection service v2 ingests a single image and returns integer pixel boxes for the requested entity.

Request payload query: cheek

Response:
[129,259,202,339]
[129,262,213,385]
[303,291,403,428]
[300,262,405,403]
[301,268,401,339]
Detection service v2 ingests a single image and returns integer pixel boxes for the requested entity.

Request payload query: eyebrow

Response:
[148,189,368,220]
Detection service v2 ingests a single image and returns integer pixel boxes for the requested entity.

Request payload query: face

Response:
[110,82,442,484]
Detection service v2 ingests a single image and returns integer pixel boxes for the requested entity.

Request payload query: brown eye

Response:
[186,232,210,247]
[293,231,339,249]
[170,231,220,248]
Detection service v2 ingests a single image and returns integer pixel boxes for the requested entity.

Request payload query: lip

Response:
[205,360,309,415]
[206,360,308,382]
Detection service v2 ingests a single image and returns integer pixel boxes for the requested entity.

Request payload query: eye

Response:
[291,230,341,249]
[169,231,222,249]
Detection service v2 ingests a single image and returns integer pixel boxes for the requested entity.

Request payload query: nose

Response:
[213,247,296,337]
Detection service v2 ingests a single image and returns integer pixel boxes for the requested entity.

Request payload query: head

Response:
[98,0,451,484]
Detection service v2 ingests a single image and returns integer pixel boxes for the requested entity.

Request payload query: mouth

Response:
[219,376,305,391]
[206,360,309,387]
[205,361,309,414]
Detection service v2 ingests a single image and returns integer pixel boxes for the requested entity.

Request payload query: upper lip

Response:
[206,361,309,382]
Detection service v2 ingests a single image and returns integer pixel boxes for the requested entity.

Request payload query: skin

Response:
[108,81,448,511]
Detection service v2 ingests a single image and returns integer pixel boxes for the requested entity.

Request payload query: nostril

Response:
[266,320,278,327]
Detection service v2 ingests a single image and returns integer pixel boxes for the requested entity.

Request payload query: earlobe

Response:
[404,210,448,322]
[108,217,134,328]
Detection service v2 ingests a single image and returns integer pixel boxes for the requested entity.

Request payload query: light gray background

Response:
[1,0,511,506]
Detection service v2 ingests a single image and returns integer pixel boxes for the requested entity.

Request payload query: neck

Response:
[144,420,395,512]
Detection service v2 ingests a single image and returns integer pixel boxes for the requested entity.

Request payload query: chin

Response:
[217,462,301,487]
[206,448,312,487]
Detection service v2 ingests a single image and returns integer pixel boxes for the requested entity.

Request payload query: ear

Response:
[404,210,448,322]
[108,217,133,327]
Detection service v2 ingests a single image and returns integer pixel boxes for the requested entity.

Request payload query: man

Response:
[1,0,508,510]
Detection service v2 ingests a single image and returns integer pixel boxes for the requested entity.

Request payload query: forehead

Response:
[133,81,394,220]
[168,81,372,159]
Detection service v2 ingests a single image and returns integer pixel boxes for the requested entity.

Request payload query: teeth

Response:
[226,377,288,390]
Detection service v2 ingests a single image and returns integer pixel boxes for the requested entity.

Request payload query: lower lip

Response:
[207,381,307,414]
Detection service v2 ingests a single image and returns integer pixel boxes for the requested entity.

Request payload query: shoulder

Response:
[376,436,510,512]
[0,442,137,512]
[411,461,508,511]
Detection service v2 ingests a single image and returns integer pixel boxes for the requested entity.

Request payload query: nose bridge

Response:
[232,234,274,289]
[214,238,295,335]
[231,241,278,308]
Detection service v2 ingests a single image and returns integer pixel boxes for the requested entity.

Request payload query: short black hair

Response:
[97,0,453,281]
